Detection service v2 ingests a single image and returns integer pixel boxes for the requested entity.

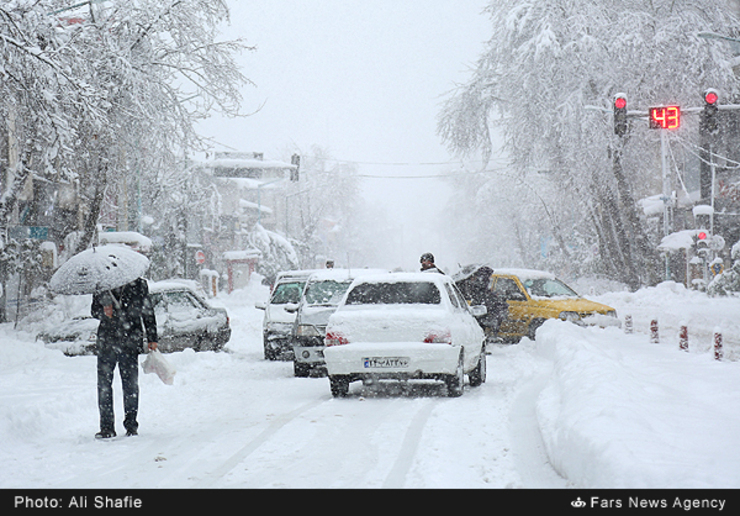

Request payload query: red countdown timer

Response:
[649,106,681,129]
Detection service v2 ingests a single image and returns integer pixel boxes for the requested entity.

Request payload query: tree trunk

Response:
[610,144,660,286]
[75,161,108,254]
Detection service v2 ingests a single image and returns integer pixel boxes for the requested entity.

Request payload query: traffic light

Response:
[701,89,719,135]
[290,153,300,182]
[695,230,711,258]
[613,93,628,136]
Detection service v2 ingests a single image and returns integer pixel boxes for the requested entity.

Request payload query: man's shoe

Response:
[95,429,116,439]
[125,429,138,437]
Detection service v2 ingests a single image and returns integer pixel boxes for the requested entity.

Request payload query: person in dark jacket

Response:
[457,266,508,341]
[91,277,158,439]
[420,252,444,274]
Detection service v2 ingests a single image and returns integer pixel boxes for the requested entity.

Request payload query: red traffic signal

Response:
[697,231,708,240]
[702,89,719,135]
[704,90,718,106]
[613,94,627,136]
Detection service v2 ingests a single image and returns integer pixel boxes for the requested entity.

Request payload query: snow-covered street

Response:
[2,276,740,493]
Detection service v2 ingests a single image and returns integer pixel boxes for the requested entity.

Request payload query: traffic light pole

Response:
[587,92,740,283]
[660,129,671,280]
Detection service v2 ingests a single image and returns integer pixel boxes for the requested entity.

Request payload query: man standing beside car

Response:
[91,277,158,439]
[465,267,508,340]
[420,253,444,274]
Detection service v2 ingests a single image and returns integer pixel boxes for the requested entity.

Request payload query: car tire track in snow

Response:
[508,372,568,487]
[193,396,330,488]
[381,398,436,488]
[54,430,196,488]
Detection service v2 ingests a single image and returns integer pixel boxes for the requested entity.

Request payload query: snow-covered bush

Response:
[707,240,740,296]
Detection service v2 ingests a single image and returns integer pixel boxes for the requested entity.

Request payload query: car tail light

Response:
[424,329,452,344]
[325,331,348,347]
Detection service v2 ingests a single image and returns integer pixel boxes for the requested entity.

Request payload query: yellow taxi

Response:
[490,268,619,342]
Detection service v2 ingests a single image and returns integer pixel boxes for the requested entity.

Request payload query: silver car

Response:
[38,280,231,355]
[255,269,318,360]
[291,269,386,377]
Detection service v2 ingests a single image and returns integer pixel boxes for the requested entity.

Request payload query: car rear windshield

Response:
[304,280,352,306]
[345,281,441,305]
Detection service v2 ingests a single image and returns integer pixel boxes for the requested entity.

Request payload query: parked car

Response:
[38,280,231,355]
[255,269,317,360]
[148,280,231,352]
[490,268,619,342]
[322,272,488,397]
[291,268,386,377]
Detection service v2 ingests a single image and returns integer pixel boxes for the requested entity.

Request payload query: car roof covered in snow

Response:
[306,268,388,283]
[275,269,322,283]
[148,279,205,296]
[347,271,452,285]
[492,268,557,281]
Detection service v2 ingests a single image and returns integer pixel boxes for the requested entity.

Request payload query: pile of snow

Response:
[535,320,740,488]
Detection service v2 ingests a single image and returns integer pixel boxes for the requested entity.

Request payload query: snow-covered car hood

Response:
[297,305,339,327]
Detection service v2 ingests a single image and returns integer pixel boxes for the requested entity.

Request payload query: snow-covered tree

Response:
[247,224,299,282]
[1,0,250,250]
[438,0,740,289]
[280,146,363,267]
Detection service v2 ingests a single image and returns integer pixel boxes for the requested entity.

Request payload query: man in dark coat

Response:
[420,252,444,274]
[91,277,158,439]
[457,266,508,341]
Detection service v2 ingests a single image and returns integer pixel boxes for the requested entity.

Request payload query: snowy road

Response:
[0,334,566,489]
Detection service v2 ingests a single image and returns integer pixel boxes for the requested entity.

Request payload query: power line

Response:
[304,154,508,167]
[358,167,514,180]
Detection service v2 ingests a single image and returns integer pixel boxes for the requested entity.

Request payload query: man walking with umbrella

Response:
[92,277,158,438]
[49,245,158,439]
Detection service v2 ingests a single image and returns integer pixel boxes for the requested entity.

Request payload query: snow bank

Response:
[535,319,740,488]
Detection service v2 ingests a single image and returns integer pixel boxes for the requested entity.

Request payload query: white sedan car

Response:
[323,273,488,397]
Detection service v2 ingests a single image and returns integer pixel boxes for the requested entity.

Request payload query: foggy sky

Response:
[197,1,492,271]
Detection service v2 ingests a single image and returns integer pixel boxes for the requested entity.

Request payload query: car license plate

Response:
[363,357,409,369]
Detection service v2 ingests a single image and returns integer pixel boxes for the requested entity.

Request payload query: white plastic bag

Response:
[142,349,176,385]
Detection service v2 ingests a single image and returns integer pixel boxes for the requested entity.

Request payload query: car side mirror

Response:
[470,305,487,317]
[255,301,266,310]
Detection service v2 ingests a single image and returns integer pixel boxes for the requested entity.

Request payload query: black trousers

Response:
[97,343,139,433]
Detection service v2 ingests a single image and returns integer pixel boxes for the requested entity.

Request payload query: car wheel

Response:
[329,375,349,397]
[264,341,277,360]
[528,319,546,341]
[195,336,212,352]
[445,353,465,397]
[468,349,486,387]
[294,361,310,377]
